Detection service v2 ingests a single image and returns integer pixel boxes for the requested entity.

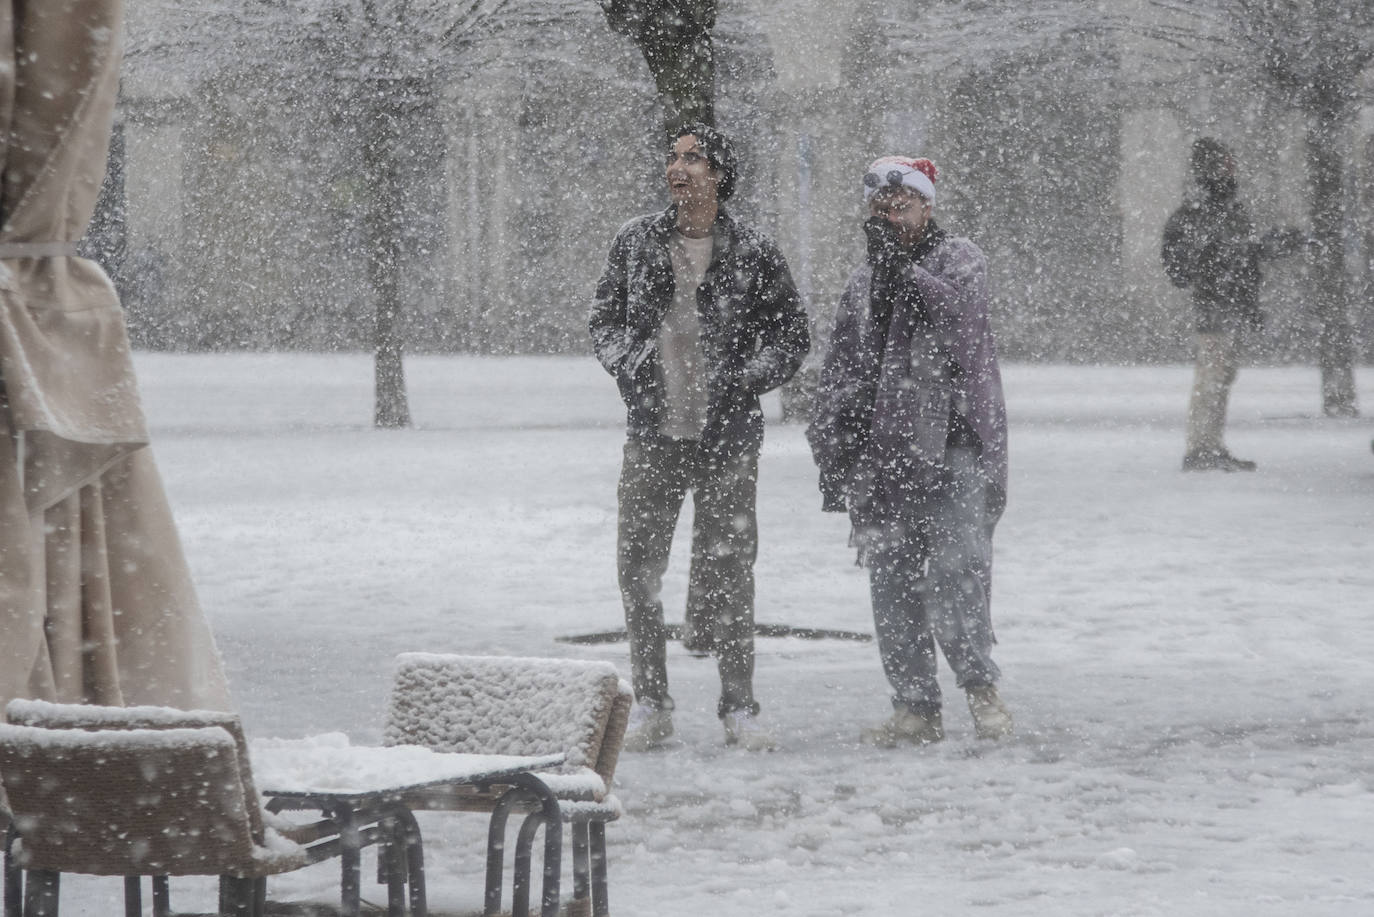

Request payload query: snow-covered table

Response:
[250,735,564,917]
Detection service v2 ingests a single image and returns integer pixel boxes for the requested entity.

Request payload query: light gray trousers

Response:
[864,447,1000,714]
[1186,329,1240,455]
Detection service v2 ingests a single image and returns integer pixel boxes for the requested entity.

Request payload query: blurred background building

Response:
[100,0,1374,367]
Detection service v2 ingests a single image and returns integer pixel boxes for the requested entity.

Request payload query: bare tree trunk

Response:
[1307,93,1359,417]
[364,82,411,429]
[602,0,716,136]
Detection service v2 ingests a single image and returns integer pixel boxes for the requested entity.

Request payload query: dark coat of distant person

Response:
[1161,139,1304,334]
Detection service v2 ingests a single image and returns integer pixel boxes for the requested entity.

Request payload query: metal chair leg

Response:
[511,810,543,917]
[23,870,58,917]
[517,807,562,917]
[152,876,171,917]
[4,827,21,917]
[589,819,609,917]
[218,876,255,917]
[483,792,518,916]
[485,780,562,917]
[380,811,406,917]
[123,877,141,917]
[569,818,591,917]
[332,806,362,917]
[515,778,561,917]
[394,808,426,917]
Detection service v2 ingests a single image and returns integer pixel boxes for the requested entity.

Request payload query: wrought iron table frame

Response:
[260,753,565,917]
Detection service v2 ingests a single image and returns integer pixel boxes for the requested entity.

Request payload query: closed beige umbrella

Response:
[0,0,230,711]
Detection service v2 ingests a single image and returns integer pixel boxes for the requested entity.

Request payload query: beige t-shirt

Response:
[658,231,714,440]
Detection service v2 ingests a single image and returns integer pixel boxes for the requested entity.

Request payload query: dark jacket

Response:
[807,224,1008,526]
[1161,193,1262,333]
[589,206,809,455]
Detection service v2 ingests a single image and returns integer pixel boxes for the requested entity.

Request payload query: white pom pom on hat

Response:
[863,156,937,204]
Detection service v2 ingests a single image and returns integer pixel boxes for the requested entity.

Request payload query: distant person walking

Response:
[1162,137,1306,472]
[807,157,1012,746]
[589,123,809,751]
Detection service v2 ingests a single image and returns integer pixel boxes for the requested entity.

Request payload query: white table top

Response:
[251,733,563,799]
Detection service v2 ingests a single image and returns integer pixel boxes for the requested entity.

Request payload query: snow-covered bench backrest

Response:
[5,698,266,844]
[383,654,630,784]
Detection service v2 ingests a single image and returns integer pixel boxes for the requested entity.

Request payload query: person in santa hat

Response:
[807,156,1012,745]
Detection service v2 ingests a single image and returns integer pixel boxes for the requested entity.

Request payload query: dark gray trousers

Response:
[616,436,759,717]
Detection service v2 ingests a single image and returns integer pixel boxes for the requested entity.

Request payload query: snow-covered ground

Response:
[58,353,1374,915]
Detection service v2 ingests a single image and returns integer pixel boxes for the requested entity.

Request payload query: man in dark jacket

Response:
[589,123,808,751]
[807,157,1011,746]
[1162,137,1304,472]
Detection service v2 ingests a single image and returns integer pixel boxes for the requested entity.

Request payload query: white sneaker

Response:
[860,706,944,747]
[622,703,674,752]
[722,710,777,751]
[966,684,1013,740]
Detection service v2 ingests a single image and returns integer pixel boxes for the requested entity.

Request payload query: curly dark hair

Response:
[675,122,738,202]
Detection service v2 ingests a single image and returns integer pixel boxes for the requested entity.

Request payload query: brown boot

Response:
[966,684,1013,739]
[860,705,944,747]
[623,703,674,751]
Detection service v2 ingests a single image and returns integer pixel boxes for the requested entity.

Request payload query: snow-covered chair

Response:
[0,700,410,917]
[383,653,631,917]
[3,700,273,844]
[0,719,317,917]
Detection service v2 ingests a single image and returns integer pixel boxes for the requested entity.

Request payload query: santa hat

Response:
[862,156,937,205]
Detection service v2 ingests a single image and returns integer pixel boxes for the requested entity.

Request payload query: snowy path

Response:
[54,354,1374,915]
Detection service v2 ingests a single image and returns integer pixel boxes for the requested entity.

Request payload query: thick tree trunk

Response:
[1306,94,1359,417]
[642,19,714,134]
[603,0,716,135]
[364,84,411,429]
